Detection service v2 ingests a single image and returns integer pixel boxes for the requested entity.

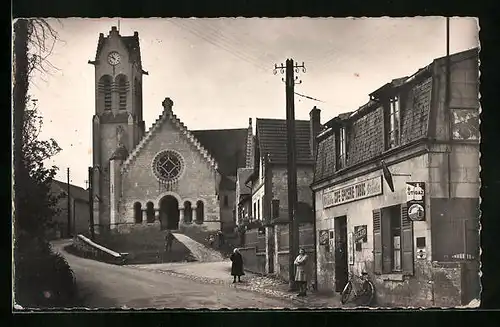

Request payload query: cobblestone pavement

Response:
[129,261,342,308]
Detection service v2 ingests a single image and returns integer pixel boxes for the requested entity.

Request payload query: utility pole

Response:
[67,167,71,237]
[88,166,95,240]
[274,59,306,290]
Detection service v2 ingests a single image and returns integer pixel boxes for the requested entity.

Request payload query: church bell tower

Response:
[89,26,148,233]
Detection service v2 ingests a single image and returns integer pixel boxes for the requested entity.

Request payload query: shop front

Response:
[314,152,456,306]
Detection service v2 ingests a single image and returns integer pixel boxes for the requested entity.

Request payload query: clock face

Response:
[107,51,121,66]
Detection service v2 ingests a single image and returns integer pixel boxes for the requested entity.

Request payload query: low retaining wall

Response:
[71,234,126,265]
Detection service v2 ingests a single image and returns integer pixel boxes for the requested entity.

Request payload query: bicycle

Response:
[340,272,375,306]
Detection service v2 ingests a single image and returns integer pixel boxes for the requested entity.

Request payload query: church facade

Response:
[90,26,250,234]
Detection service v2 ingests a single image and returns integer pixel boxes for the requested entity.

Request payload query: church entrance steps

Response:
[172,233,225,262]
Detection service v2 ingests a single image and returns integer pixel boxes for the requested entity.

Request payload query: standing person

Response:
[165,230,174,252]
[230,248,245,283]
[294,248,309,296]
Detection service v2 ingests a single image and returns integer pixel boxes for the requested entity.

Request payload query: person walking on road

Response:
[294,248,309,296]
[230,248,245,283]
[165,230,174,252]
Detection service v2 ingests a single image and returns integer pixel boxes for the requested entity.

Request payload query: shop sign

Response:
[354,225,368,243]
[319,230,329,246]
[323,176,383,208]
[406,182,426,221]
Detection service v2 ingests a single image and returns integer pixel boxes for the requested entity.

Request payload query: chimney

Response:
[309,106,321,159]
[245,118,254,168]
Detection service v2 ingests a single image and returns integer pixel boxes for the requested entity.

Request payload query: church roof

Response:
[256,118,314,165]
[121,98,219,177]
[191,128,248,177]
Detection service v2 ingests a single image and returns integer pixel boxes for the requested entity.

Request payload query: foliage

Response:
[14,233,77,308]
[13,19,77,308]
[15,97,63,237]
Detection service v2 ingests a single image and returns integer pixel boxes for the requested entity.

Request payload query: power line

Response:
[294,91,325,103]
[190,19,279,66]
[168,19,268,73]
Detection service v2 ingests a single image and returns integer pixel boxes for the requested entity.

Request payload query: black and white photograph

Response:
[12,17,481,310]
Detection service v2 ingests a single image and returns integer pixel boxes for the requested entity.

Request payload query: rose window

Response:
[152,150,184,182]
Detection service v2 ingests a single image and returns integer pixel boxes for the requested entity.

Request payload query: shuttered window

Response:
[373,209,383,274]
[401,204,414,275]
[373,204,415,276]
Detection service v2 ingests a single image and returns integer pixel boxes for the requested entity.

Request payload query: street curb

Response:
[127,266,311,305]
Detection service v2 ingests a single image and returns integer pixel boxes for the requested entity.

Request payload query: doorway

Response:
[159,196,180,230]
[334,215,349,292]
[268,227,274,274]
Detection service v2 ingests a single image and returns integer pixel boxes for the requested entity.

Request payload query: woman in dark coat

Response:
[230,248,245,283]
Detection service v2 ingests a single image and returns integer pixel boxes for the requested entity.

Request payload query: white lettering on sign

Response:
[406,182,425,201]
[322,176,383,208]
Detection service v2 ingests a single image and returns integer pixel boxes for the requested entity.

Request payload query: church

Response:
[89,26,252,234]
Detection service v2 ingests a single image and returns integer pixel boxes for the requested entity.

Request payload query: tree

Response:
[13,19,62,238]
[16,97,62,236]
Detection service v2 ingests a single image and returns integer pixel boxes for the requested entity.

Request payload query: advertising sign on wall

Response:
[323,176,383,208]
[319,230,329,246]
[348,232,354,265]
[406,182,426,221]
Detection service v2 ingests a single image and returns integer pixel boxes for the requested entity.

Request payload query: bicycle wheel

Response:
[357,280,375,306]
[340,281,353,304]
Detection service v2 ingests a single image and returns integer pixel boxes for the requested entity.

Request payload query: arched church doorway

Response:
[159,196,179,230]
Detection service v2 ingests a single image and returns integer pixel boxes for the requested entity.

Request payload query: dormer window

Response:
[387,96,401,149]
[338,126,347,169]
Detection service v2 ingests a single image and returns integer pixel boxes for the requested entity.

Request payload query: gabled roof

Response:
[95,28,142,65]
[51,180,89,203]
[192,128,248,176]
[256,118,313,165]
[121,98,219,175]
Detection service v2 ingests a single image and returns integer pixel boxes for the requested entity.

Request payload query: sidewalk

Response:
[128,261,342,308]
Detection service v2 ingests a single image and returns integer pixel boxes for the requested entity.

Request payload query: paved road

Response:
[53,241,296,309]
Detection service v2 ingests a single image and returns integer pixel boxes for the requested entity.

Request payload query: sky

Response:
[28,17,479,188]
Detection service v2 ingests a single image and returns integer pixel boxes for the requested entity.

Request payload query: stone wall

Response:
[119,116,220,228]
[274,223,315,282]
[271,167,314,217]
[72,234,125,265]
[239,247,266,274]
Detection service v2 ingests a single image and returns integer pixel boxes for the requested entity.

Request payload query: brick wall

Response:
[119,118,220,227]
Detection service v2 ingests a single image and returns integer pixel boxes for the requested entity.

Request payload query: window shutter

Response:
[401,204,415,276]
[373,209,383,274]
[381,209,392,274]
